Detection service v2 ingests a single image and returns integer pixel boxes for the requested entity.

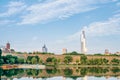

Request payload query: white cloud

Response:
[0,1,26,17]
[116,2,120,6]
[55,13,120,44]
[53,13,120,53]
[19,0,116,24]
[0,0,117,25]
[84,14,120,36]
[7,1,25,7]
[0,20,14,25]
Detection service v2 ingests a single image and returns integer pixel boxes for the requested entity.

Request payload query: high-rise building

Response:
[6,42,10,50]
[104,49,110,55]
[62,48,67,54]
[42,44,47,53]
[81,30,87,54]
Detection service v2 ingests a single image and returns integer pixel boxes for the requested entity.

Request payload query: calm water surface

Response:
[12,76,120,80]
[1,67,120,80]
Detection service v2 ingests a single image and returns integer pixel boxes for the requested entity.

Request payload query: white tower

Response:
[81,30,87,54]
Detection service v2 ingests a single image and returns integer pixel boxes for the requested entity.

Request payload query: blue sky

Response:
[0,0,120,54]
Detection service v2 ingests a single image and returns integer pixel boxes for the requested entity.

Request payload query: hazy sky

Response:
[0,0,120,54]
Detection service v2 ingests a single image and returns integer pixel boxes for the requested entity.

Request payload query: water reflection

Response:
[82,76,87,80]
[0,67,120,80]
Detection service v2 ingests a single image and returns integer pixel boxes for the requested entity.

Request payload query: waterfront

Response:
[1,67,120,80]
[6,76,120,80]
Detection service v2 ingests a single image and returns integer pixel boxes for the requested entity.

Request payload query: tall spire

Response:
[81,30,87,54]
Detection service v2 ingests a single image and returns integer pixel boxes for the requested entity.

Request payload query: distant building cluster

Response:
[1,42,15,53]
[1,31,120,55]
[115,52,120,55]
[104,49,120,55]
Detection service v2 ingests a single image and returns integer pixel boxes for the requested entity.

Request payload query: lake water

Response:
[1,67,120,80]
[12,76,120,80]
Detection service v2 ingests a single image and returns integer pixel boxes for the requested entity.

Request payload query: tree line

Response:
[0,49,120,65]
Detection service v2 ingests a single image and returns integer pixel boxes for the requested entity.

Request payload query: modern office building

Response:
[6,42,10,50]
[104,49,111,55]
[81,30,87,54]
[62,48,67,54]
[42,44,47,53]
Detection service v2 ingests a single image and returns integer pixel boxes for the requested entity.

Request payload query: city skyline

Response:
[0,0,120,54]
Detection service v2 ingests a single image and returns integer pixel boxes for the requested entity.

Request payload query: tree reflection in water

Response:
[0,67,120,79]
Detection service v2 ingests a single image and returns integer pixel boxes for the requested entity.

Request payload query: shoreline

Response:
[0,64,45,69]
[1,64,120,69]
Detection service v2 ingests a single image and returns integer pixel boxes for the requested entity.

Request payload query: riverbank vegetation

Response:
[0,49,120,66]
[0,55,120,66]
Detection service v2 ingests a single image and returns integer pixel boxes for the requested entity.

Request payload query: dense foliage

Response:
[0,49,2,65]
[64,56,73,64]
[26,56,43,64]
[63,51,84,55]
[0,49,2,57]
[46,57,58,65]
[0,52,120,65]
[2,55,18,64]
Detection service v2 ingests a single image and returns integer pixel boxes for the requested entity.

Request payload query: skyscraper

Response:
[42,44,47,53]
[81,30,87,54]
[6,42,10,50]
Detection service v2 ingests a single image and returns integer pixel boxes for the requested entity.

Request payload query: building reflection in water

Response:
[63,77,66,80]
[82,76,88,80]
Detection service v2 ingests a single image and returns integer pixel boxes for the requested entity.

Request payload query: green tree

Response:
[46,57,53,63]
[111,67,120,73]
[80,55,87,64]
[27,56,32,64]
[76,59,79,65]
[64,58,68,64]
[46,69,57,74]
[111,58,120,65]
[0,49,2,65]
[17,58,24,64]
[0,49,2,57]
[0,58,4,64]
[64,56,73,64]
[52,58,57,65]
[57,59,60,64]
[31,57,37,64]
[31,69,39,76]
[3,55,18,64]
[38,58,43,64]
[80,68,87,76]
[64,68,73,76]
[70,51,78,55]
[103,58,108,64]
